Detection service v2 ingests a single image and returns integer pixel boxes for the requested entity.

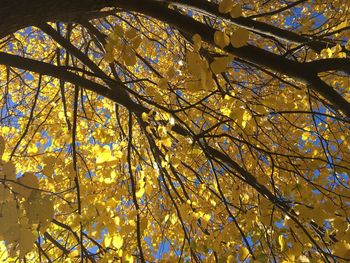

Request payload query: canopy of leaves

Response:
[0,0,349,262]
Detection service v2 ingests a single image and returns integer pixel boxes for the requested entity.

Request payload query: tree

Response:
[0,0,349,261]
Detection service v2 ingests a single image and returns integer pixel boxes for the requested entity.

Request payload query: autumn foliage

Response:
[0,0,349,262]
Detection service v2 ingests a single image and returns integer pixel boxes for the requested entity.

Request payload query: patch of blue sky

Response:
[40,129,52,150]
[283,2,328,33]
[154,240,171,260]
[311,189,321,195]
[275,219,285,229]
[222,124,230,131]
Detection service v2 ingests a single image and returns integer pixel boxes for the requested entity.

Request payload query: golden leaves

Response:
[320,44,347,59]
[230,4,242,18]
[214,26,249,50]
[0,157,54,258]
[219,0,234,13]
[0,197,43,258]
[185,51,214,92]
[210,55,233,74]
[238,246,249,261]
[95,145,122,166]
[218,0,243,18]
[104,25,142,66]
[16,172,39,198]
[24,191,54,230]
[320,47,333,58]
[104,234,124,250]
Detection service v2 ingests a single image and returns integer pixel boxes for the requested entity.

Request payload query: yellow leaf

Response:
[0,201,18,235]
[19,172,39,189]
[278,234,285,251]
[230,27,249,48]
[240,193,250,204]
[142,112,149,122]
[163,214,170,223]
[167,66,176,79]
[298,255,310,263]
[43,156,57,165]
[301,132,309,141]
[2,161,16,180]
[114,216,120,226]
[115,151,123,159]
[0,184,12,202]
[170,213,177,224]
[186,52,205,77]
[320,48,332,58]
[132,36,142,49]
[192,34,202,52]
[241,110,252,128]
[96,145,116,164]
[158,78,168,90]
[112,25,124,37]
[326,48,332,58]
[333,240,350,258]
[218,0,233,14]
[112,235,124,249]
[136,188,145,198]
[124,52,137,66]
[103,51,114,63]
[124,254,134,263]
[125,28,137,40]
[24,192,54,228]
[346,40,350,51]
[214,31,230,49]
[16,172,39,198]
[2,225,20,244]
[28,143,38,154]
[238,246,249,261]
[145,184,153,195]
[38,198,54,231]
[230,4,242,18]
[210,56,233,74]
[227,255,235,263]
[104,235,112,247]
[220,107,232,117]
[19,227,36,257]
[203,214,211,222]
[162,137,172,148]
